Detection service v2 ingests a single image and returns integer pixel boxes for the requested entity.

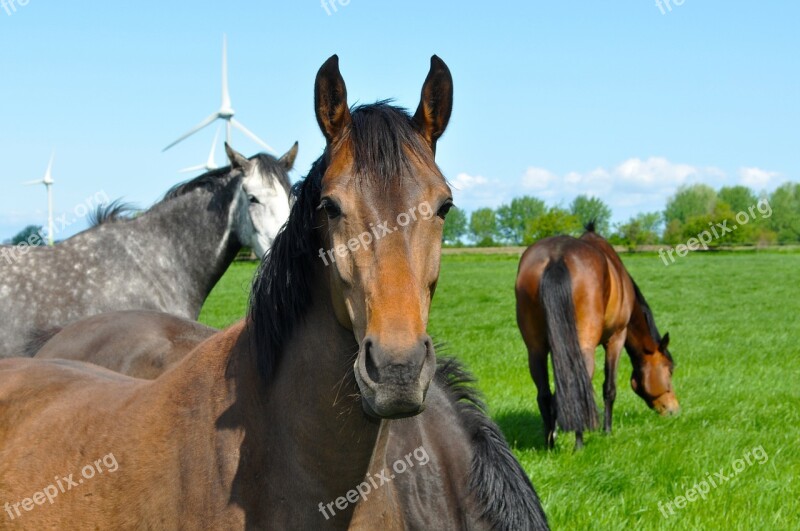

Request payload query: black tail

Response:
[539,258,598,432]
[436,357,549,530]
[23,326,62,357]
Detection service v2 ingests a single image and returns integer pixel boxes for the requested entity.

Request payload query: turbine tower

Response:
[163,34,275,158]
[179,125,222,173]
[22,153,55,246]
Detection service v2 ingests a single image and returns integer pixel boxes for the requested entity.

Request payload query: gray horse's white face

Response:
[227,143,297,258]
[240,166,291,257]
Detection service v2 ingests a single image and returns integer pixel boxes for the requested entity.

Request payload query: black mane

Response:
[248,102,431,381]
[631,280,672,360]
[435,357,549,530]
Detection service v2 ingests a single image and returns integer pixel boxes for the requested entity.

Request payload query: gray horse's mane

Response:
[88,199,138,227]
[163,154,292,203]
[88,153,292,229]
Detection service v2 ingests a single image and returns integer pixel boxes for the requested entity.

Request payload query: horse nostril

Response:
[364,339,380,383]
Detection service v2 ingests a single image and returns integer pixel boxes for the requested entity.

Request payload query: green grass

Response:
[199,253,800,529]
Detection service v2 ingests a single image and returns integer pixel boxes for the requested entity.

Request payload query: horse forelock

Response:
[252,153,292,195]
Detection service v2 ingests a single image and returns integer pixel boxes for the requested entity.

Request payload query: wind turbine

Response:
[163,34,276,157]
[22,152,55,246]
[179,124,222,173]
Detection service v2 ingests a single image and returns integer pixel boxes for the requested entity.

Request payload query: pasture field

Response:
[199,251,800,530]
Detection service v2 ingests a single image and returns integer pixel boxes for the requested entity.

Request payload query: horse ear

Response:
[315,55,351,144]
[279,142,299,171]
[225,143,253,171]
[659,333,670,352]
[413,55,453,154]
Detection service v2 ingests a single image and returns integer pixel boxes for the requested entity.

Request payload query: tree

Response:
[469,208,498,247]
[767,182,800,244]
[495,196,546,245]
[10,225,45,246]
[718,185,758,214]
[664,184,717,225]
[613,212,661,251]
[522,207,580,245]
[569,195,612,235]
[442,207,467,246]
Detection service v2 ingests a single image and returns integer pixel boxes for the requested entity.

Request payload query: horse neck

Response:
[625,294,657,360]
[130,184,242,316]
[229,268,381,519]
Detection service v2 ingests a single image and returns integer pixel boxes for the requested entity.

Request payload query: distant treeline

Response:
[444,182,800,249]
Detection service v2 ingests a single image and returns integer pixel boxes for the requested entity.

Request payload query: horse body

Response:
[24,312,546,528]
[0,146,294,358]
[30,310,217,379]
[516,225,679,449]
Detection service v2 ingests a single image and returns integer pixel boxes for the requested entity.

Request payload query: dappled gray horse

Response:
[0,143,296,357]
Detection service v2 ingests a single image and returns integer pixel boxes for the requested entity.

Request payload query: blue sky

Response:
[1,0,797,239]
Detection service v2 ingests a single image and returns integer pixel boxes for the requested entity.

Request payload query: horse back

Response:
[579,231,636,331]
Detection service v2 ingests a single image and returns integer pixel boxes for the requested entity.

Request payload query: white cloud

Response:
[739,167,781,189]
[614,157,698,190]
[448,173,509,211]
[521,167,557,190]
[450,172,488,191]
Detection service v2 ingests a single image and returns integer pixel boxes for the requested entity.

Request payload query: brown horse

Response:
[28,310,217,379]
[515,223,679,450]
[26,312,548,529]
[1,56,547,529]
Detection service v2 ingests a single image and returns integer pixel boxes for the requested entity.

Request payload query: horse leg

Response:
[529,350,556,449]
[603,330,626,434]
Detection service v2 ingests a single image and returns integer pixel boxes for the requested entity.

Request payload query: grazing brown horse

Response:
[515,223,679,450]
[28,310,217,379]
[0,56,547,529]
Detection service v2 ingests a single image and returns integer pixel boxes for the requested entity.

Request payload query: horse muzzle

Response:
[354,335,436,419]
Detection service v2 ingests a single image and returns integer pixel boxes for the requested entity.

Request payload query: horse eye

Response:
[437,200,454,219]
[248,195,260,205]
[318,198,342,219]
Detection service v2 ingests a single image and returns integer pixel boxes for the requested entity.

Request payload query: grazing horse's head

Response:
[630,332,680,416]
[313,55,454,419]
[226,144,296,257]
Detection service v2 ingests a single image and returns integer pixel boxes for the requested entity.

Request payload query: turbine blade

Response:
[44,152,55,183]
[221,34,231,110]
[179,164,208,174]
[230,119,277,154]
[208,124,221,167]
[163,112,220,152]
[22,179,44,186]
